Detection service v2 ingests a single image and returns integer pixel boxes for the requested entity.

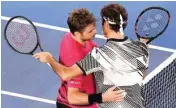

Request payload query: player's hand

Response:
[102,86,126,102]
[139,37,150,44]
[33,52,53,63]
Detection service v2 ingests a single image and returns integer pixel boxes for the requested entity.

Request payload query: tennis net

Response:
[142,53,176,108]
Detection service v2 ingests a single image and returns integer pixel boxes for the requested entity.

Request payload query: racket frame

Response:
[135,6,170,44]
[4,16,44,55]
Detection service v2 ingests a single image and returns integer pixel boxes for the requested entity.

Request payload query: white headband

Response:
[103,17,117,25]
[103,14,124,36]
[119,14,124,36]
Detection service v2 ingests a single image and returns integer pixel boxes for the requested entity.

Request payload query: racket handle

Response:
[47,63,51,67]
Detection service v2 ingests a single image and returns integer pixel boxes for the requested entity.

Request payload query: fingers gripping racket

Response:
[135,7,170,44]
[4,16,50,66]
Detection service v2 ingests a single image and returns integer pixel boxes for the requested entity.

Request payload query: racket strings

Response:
[137,9,169,37]
[5,18,38,53]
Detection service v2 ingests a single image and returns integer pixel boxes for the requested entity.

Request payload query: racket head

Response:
[135,7,170,44]
[4,16,42,55]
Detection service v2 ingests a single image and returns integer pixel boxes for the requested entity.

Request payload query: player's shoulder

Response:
[59,32,73,52]
[60,32,73,46]
[133,40,149,56]
[61,32,72,42]
[124,37,148,49]
[135,40,148,50]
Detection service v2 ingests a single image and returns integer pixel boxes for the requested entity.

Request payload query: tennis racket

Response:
[135,6,170,44]
[4,16,50,66]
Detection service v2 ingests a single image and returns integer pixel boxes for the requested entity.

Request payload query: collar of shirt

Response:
[107,36,128,42]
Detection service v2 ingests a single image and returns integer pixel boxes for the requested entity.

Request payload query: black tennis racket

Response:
[4,16,50,66]
[135,6,170,44]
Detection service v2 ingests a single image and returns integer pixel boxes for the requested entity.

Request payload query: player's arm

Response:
[48,56,82,81]
[143,70,147,79]
[67,87,126,105]
[143,59,149,79]
[139,38,150,44]
[138,38,150,80]
[33,48,100,80]
[33,52,83,80]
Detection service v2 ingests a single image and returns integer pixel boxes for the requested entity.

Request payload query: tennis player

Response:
[47,8,126,108]
[34,3,149,108]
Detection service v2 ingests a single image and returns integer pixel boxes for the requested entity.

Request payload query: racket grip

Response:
[47,63,51,67]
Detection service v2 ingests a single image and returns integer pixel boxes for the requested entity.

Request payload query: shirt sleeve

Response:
[137,41,150,69]
[67,75,83,88]
[145,54,150,69]
[60,53,84,88]
[76,47,101,76]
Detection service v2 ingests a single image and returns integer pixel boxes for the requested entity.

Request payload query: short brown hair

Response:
[67,8,96,34]
[101,4,128,32]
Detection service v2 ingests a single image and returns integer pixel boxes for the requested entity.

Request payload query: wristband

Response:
[88,93,102,104]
